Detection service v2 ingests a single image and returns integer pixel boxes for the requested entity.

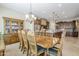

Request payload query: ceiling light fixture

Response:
[58,3,62,7]
[64,16,67,18]
[25,0,36,20]
[62,11,65,14]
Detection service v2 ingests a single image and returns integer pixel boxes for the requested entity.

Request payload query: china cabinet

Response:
[3,17,24,45]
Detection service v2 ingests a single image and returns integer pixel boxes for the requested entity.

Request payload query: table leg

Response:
[44,48,49,56]
[3,50,5,56]
[0,50,5,56]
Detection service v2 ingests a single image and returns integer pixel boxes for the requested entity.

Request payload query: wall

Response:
[0,6,25,34]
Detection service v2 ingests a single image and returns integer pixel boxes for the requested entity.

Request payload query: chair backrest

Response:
[27,34,37,55]
[53,31,62,38]
[17,30,23,46]
[53,32,63,56]
[21,30,28,49]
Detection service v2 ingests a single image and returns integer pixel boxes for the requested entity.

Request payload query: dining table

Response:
[35,35,61,56]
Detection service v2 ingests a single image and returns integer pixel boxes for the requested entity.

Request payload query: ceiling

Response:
[0,3,79,21]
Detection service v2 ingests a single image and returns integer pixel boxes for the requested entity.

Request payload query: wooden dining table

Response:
[35,35,60,55]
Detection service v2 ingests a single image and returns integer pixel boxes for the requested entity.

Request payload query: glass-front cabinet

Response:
[3,17,24,45]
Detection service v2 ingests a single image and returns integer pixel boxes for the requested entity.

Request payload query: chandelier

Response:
[25,0,36,20]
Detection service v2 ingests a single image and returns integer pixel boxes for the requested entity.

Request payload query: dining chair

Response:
[48,32,63,56]
[17,30,24,52]
[48,37,62,56]
[0,34,6,56]
[21,30,29,55]
[27,33,46,56]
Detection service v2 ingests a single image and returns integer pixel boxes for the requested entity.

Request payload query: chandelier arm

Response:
[29,0,32,14]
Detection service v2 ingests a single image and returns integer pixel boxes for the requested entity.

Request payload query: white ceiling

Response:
[0,3,79,21]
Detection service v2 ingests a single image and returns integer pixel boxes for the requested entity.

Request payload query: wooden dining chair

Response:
[0,34,6,56]
[27,34,46,56]
[48,37,62,56]
[21,30,29,55]
[48,32,63,56]
[17,30,24,52]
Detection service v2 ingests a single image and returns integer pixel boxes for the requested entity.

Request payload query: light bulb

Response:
[25,14,29,18]
[58,4,62,7]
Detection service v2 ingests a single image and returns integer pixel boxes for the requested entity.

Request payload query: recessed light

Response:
[64,16,67,18]
[62,11,65,14]
[58,4,62,7]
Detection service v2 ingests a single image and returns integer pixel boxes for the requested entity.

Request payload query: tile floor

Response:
[5,43,26,56]
[62,37,79,56]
